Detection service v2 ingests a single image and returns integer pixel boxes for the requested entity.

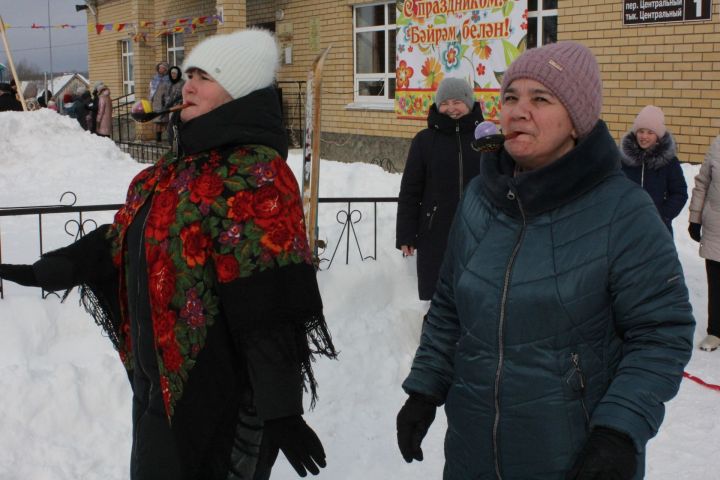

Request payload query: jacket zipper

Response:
[456,123,464,200]
[492,187,527,480]
[427,205,438,231]
[571,353,590,426]
[131,195,154,459]
[641,162,645,188]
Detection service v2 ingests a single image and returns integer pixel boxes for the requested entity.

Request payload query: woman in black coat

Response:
[396,78,483,300]
[621,105,688,233]
[0,29,335,480]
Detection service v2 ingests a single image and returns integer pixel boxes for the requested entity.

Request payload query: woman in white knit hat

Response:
[620,105,688,234]
[0,29,336,480]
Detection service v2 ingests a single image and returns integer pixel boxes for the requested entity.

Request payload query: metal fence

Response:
[0,193,398,298]
[108,84,305,164]
[0,193,123,299]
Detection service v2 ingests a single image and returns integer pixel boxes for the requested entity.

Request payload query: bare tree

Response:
[14,60,44,81]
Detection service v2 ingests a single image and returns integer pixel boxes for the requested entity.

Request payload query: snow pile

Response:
[0,109,143,207]
[0,110,716,479]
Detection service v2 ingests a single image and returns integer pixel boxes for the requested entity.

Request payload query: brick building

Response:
[82,0,720,165]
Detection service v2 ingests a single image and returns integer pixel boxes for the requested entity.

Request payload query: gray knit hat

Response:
[435,77,475,110]
[501,41,602,138]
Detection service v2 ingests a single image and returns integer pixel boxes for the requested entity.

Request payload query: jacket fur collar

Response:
[620,131,676,170]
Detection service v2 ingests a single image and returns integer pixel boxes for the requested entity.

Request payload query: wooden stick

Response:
[0,16,27,111]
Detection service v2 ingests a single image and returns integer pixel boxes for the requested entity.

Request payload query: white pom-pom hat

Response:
[182,28,279,100]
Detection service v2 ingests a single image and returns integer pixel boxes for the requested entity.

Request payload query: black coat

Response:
[396,103,483,300]
[30,88,334,480]
[0,92,22,112]
[620,131,688,232]
[72,92,92,130]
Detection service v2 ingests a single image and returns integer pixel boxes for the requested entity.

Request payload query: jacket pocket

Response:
[420,204,438,236]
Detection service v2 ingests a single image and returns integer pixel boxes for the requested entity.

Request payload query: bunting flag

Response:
[10,23,83,29]
[90,14,222,35]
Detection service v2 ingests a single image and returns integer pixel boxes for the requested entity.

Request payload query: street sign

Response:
[623,0,712,25]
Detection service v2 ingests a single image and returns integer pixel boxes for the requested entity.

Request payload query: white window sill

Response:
[345,102,394,112]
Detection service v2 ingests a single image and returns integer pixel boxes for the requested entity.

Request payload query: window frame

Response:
[164,33,185,67]
[352,1,396,106]
[528,0,558,48]
[120,39,135,96]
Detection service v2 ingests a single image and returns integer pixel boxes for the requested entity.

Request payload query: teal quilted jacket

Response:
[402,121,695,480]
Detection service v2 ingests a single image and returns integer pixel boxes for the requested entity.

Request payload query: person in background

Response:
[620,105,687,233]
[395,77,483,301]
[47,100,58,112]
[72,86,91,130]
[37,90,51,108]
[62,92,76,117]
[87,82,102,133]
[689,134,720,352]
[150,62,171,143]
[0,82,22,111]
[22,82,39,111]
[164,66,185,148]
[95,84,112,138]
[0,28,336,480]
[396,41,694,480]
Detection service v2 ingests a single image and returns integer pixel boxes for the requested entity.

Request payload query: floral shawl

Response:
[108,144,319,418]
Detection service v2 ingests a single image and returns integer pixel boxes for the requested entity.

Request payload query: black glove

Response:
[257,415,326,477]
[396,393,438,463]
[566,427,637,480]
[689,222,702,242]
[0,264,38,287]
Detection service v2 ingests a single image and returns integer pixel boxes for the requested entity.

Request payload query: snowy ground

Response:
[0,110,716,479]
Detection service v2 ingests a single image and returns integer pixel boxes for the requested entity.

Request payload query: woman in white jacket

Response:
[689,135,720,351]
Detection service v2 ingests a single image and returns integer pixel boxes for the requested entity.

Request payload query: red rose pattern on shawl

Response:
[108,145,311,418]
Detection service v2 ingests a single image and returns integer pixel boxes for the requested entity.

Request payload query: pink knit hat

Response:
[632,105,666,138]
[501,41,602,138]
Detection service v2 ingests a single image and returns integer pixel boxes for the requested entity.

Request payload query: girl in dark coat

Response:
[396,77,483,300]
[0,29,336,480]
[620,105,688,233]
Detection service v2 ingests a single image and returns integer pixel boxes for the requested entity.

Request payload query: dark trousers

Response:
[130,370,184,480]
[130,390,269,480]
[707,259,720,336]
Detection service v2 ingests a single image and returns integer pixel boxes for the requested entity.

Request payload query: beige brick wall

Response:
[273,0,421,141]
[563,0,720,163]
[87,1,720,160]
[87,0,220,140]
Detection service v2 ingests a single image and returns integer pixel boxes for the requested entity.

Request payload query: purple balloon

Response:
[474,120,499,140]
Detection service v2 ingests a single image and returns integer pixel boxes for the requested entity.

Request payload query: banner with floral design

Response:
[396,0,528,121]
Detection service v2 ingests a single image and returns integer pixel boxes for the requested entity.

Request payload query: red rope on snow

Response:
[683,371,720,392]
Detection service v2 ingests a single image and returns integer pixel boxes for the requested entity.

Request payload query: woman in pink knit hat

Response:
[620,105,688,234]
[396,41,693,480]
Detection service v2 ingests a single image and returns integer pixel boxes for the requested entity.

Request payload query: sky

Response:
[0,0,89,78]
[0,110,717,479]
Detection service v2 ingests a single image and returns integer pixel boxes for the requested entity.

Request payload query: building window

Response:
[164,33,185,67]
[120,40,134,96]
[527,0,558,48]
[353,1,396,104]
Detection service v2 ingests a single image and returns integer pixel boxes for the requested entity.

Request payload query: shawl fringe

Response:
[298,313,338,409]
[78,283,121,351]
